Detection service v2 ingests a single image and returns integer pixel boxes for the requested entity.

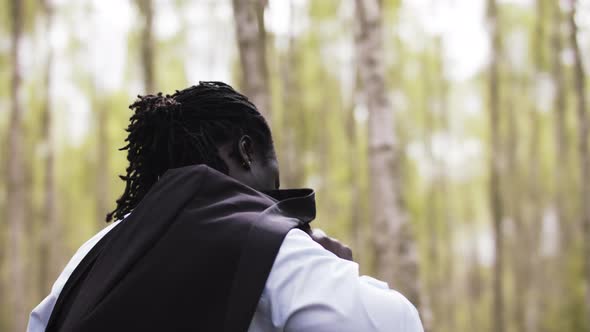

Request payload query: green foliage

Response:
[1,0,589,331]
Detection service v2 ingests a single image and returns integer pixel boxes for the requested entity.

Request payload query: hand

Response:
[308,228,354,261]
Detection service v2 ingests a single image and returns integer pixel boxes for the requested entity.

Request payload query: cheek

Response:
[255,167,275,189]
[254,160,279,190]
[267,160,280,187]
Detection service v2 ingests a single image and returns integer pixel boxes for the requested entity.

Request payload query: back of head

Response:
[107,81,273,222]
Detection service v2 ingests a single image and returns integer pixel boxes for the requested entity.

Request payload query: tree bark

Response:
[347,70,363,261]
[550,1,575,323]
[435,35,456,332]
[38,0,60,296]
[421,45,438,332]
[464,193,484,332]
[486,0,505,331]
[232,0,271,123]
[522,2,545,330]
[94,90,109,226]
[280,7,304,190]
[354,0,420,307]
[551,0,569,253]
[568,0,590,324]
[6,0,26,330]
[506,71,525,332]
[137,0,155,93]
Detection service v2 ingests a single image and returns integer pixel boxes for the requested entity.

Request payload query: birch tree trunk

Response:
[39,0,60,295]
[550,3,575,320]
[279,0,304,188]
[486,0,505,331]
[347,71,362,261]
[464,194,483,331]
[522,2,545,330]
[568,0,590,323]
[96,95,109,226]
[232,0,271,123]
[354,0,420,307]
[506,71,526,332]
[138,0,155,93]
[435,35,456,332]
[6,0,26,330]
[421,45,439,332]
[551,0,569,253]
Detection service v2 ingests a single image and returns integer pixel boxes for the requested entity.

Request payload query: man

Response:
[28,82,423,331]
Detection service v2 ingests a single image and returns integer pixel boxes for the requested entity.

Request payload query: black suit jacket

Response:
[45,165,316,332]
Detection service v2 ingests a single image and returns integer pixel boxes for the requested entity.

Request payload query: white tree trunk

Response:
[279,0,302,188]
[138,0,155,93]
[96,96,109,227]
[568,0,590,323]
[232,0,271,123]
[486,0,505,331]
[354,0,420,307]
[551,0,569,252]
[39,0,60,295]
[6,0,26,330]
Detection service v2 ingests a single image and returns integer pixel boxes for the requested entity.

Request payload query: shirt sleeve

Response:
[251,228,424,332]
[26,221,120,332]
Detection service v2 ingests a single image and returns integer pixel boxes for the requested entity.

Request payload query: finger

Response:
[312,228,327,238]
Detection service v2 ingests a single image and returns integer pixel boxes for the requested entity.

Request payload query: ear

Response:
[238,135,254,169]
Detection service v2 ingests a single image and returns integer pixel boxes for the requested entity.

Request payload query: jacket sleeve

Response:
[251,228,424,332]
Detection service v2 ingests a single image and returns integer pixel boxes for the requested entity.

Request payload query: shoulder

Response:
[254,228,423,332]
[51,221,120,294]
[27,221,121,332]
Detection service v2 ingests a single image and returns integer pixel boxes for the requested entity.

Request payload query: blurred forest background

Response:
[1,0,590,331]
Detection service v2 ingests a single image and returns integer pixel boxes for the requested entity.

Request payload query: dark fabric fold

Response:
[46,164,316,332]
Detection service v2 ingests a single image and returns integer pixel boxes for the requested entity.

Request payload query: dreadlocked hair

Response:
[106,81,273,222]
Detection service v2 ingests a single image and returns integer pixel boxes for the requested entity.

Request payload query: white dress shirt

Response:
[27,221,423,332]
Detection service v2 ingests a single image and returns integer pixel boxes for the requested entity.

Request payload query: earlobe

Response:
[238,135,253,169]
[241,160,252,169]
